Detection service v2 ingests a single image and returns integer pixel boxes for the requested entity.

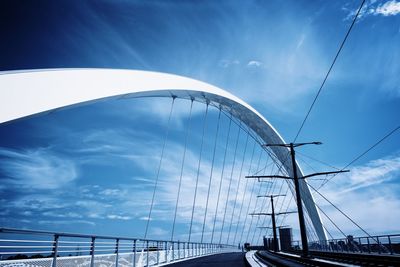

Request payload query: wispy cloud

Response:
[0,147,77,190]
[38,220,96,226]
[107,214,132,220]
[247,60,263,68]
[313,154,400,236]
[375,0,400,16]
[344,0,400,21]
[330,155,400,194]
[219,59,240,68]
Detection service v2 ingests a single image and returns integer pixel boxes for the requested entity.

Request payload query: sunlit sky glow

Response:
[0,0,399,243]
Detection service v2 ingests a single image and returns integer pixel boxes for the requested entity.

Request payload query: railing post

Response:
[156,241,159,265]
[178,241,180,260]
[51,234,59,267]
[133,240,136,267]
[377,236,381,254]
[172,241,175,261]
[163,241,168,263]
[165,241,168,263]
[115,238,119,267]
[183,242,185,259]
[367,237,371,253]
[90,237,95,267]
[146,240,149,267]
[388,235,393,255]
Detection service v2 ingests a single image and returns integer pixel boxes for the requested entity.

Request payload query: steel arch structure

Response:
[0,68,327,241]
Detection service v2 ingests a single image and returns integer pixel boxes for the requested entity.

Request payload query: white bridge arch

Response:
[0,68,327,241]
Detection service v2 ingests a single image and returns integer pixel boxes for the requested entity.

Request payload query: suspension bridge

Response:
[0,68,399,267]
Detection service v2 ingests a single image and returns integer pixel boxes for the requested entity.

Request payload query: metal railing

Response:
[0,228,237,267]
[291,234,400,255]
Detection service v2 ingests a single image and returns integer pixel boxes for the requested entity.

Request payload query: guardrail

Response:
[291,234,400,255]
[0,228,237,267]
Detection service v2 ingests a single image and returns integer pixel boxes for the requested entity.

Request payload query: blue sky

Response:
[0,0,400,243]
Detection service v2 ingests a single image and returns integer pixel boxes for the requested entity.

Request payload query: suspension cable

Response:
[219,123,241,243]
[226,133,250,244]
[171,99,194,241]
[262,175,286,239]
[211,113,233,243]
[201,108,222,243]
[255,166,280,243]
[278,155,347,239]
[306,181,378,242]
[297,151,340,170]
[188,103,209,242]
[293,0,366,142]
[244,150,264,242]
[319,124,400,189]
[239,148,262,243]
[233,141,257,244]
[144,97,175,239]
[251,158,274,244]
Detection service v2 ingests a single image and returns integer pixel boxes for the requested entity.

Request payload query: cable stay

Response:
[297,151,341,171]
[306,181,381,244]
[232,141,257,244]
[219,122,241,244]
[260,177,286,240]
[201,107,222,243]
[188,103,209,242]
[319,124,400,189]
[244,150,264,242]
[280,155,348,239]
[211,113,233,243]
[251,167,274,244]
[144,97,175,239]
[226,133,250,244]
[239,148,265,243]
[221,109,265,149]
[171,99,194,241]
[293,0,366,142]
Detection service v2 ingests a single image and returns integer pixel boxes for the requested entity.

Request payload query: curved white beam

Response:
[0,68,327,241]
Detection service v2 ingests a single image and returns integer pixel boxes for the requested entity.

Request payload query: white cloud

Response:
[313,154,400,236]
[0,147,77,190]
[335,155,400,193]
[42,211,83,219]
[107,214,132,220]
[101,188,123,197]
[247,60,263,68]
[151,227,169,237]
[38,220,96,226]
[375,0,400,16]
[344,0,400,20]
[219,59,240,68]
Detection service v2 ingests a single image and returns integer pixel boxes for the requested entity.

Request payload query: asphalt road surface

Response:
[167,252,247,267]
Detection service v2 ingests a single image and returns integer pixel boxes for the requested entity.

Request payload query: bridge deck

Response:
[167,252,246,267]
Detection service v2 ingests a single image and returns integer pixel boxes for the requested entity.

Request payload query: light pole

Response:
[251,194,296,253]
[247,142,348,258]
[255,194,285,252]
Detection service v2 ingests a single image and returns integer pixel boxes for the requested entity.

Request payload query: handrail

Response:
[0,227,238,266]
[291,233,400,255]
[0,227,230,246]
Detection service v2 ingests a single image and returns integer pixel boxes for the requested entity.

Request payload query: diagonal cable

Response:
[293,0,366,142]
